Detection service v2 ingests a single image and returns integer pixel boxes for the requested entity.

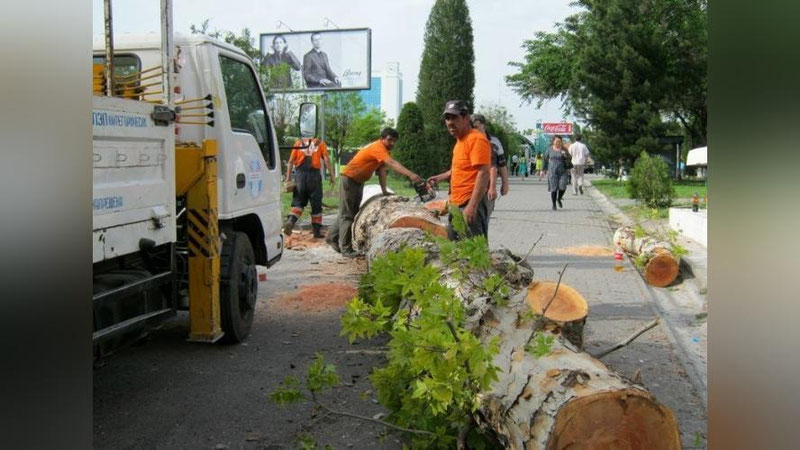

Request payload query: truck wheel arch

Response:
[223,214,267,265]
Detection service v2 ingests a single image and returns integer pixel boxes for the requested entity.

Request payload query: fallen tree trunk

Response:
[352,195,448,255]
[613,226,680,287]
[354,198,681,449]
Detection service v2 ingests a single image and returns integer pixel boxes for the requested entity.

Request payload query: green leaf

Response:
[269,376,305,406]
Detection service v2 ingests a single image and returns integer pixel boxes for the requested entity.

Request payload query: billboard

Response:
[542,122,573,134]
[259,28,371,93]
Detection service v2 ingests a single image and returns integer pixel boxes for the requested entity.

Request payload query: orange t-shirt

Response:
[449,128,491,205]
[289,138,328,170]
[341,140,390,183]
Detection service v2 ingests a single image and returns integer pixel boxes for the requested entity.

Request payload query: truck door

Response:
[214,52,282,261]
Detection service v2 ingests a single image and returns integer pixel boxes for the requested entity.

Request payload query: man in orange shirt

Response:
[283,137,336,238]
[326,127,422,257]
[427,100,491,241]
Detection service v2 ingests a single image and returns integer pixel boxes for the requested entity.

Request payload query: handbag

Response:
[562,151,574,170]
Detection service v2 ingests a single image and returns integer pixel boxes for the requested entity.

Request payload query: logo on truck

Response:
[248,157,264,199]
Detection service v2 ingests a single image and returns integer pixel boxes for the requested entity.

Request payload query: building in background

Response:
[359,77,381,110]
[358,62,403,124]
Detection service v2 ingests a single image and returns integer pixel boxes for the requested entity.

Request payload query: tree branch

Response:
[457,419,473,450]
[314,400,437,437]
[592,317,660,359]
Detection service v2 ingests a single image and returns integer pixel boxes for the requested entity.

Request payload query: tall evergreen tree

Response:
[393,102,437,177]
[416,0,476,173]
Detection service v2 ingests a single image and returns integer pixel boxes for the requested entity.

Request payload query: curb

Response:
[587,180,708,407]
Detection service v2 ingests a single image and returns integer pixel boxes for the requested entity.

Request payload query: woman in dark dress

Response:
[264,35,301,89]
[543,135,570,210]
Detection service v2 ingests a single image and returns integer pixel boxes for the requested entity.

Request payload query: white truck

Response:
[92,0,315,353]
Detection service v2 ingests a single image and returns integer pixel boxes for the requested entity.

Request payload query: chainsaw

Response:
[412,181,436,203]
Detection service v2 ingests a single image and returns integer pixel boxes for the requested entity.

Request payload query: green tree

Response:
[324,92,367,155]
[416,0,476,173]
[627,151,675,207]
[393,102,437,178]
[345,108,387,149]
[506,0,707,165]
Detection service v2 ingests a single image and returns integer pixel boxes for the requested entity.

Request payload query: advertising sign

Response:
[542,122,573,134]
[260,28,371,93]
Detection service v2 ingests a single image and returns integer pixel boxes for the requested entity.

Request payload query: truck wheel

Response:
[220,232,257,343]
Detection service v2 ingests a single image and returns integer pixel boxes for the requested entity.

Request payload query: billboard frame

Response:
[259,27,372,94]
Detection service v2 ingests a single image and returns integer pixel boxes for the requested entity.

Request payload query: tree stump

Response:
[353,200,681,449]
[613,226,680,287]
[526,281,588,349]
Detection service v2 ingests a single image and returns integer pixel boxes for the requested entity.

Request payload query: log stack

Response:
[353,195,681,449]
[613,226,681,287]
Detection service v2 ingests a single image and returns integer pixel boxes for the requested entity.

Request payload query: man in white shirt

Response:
[568,134,591,195]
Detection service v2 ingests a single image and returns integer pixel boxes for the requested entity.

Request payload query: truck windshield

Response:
[219,55,276,170]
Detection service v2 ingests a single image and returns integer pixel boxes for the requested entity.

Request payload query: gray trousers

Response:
[325,175,364,252]
[447,195,490,241]
[571,165,586,193]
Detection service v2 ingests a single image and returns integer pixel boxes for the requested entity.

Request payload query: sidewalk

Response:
[488,176,707,448]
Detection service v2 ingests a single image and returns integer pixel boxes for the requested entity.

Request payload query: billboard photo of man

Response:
[303,32,341,88]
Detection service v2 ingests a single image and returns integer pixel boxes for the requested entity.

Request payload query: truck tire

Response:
[220,231,257,343]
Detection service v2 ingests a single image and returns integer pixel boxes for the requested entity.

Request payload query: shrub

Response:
[627,151,675,208]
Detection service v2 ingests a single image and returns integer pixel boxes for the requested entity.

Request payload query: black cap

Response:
[442,100,469,116]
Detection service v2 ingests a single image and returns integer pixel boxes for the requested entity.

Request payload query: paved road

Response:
[93,175,706,449]
[490,175,707,448]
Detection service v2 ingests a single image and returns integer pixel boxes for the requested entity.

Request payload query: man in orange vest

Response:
[427,100,491,240]
[326,127,422,257]
[283,137,336,238]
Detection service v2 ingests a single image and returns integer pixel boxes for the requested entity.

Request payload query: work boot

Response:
[283,215,298,236]
[312,223,324,239]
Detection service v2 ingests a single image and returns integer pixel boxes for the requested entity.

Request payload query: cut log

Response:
[352,195,448,254]
[526,281,588,349]
[613,226,680,287]
[354,204,681,449]
[424,199,449,216]
[476,292,679,449]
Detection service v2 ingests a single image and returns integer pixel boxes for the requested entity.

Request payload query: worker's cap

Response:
[471,113,487,124]
[442,100,469,116]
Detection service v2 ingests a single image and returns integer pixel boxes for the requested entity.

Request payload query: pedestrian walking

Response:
[569,133,591,195]
[510,154,519,178]
[283,138,335,238]
[543,135,570,210]
[535,153,544,180]
[471,113,509,216]
[326,128,422,257]
[427,100,491,241]
[519,155,528,178]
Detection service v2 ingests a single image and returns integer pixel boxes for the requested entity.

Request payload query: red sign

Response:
[542,122,573,134]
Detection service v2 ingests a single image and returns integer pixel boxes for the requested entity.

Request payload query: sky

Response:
[92,0,579,131]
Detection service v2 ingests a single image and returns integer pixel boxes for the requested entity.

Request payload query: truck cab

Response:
[92,31,291,351]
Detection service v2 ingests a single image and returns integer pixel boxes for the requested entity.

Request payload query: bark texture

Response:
[613,226,681,287]
[352,195,447,254]
[353,199,681,449]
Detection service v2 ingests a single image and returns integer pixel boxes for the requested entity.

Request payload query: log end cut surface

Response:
[424,199,449,215]
[547,390,681,450]
[526,281,589,322]
[389,217,448,239]
[644,251,679,287]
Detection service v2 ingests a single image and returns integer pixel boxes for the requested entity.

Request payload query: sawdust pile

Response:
[275,282,358,313]
[555,245,614,257]
[284,230,328,250]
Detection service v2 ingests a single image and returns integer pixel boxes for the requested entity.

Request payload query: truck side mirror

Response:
[299,102,318,138]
